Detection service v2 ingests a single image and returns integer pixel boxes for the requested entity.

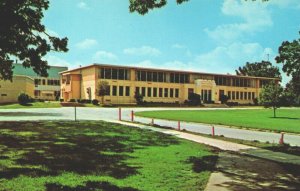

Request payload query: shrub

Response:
[60,99,64,102]
[18,93,32,105]
[220,94,229,104]
[187,93,201,106]
[92,99,99,105]
[69,99,76,102]
[134,92,144,105]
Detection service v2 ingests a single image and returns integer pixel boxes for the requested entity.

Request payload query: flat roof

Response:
[60,63,279,80]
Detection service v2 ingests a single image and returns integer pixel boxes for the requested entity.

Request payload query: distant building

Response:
[60,63,279,105]
[0,64,68,103]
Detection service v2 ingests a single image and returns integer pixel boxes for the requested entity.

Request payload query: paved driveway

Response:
[0,107,299,146]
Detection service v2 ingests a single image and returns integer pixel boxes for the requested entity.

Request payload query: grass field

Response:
[0,121,217,191]
[135,108,300,134]
[0,102,62,109]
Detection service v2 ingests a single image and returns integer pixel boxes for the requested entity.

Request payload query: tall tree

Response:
[235,61,281,79]
[0,0,68,81]
[275,31,300,96]
[259,81,283,118]
[98,81,109,104]
[129,0,268,15]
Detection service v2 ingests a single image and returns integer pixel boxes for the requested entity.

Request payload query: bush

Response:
[92,99,99,105]
[69,99,76,102]
[134,92,144,105]
[220,94,229,104]
[187,93,201,106]
[18,93,32,105]
[60,99,64,102]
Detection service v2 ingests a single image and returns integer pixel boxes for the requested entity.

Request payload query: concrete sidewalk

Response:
[115,120,300,191]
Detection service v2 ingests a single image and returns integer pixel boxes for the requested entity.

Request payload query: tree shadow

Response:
[0,112,62,117]
[212,152,300,191]
[186,155,218,173]
[270,116,300,120]
[0,121,179,182]
[46,181,140,191]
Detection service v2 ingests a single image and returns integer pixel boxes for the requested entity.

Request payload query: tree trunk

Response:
[273,107,276,118]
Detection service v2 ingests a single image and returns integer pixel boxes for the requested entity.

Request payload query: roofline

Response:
[60,63,280,80]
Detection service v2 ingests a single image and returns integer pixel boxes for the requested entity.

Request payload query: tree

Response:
[259,81,283,118]
[98,81,109,104]
[220,95,229,104]
[129,0,268,15]
[187,92,201,106]
[0,0,68,81]
[235,61,281,79]
[275,31,300,96]
[134,91,144,105]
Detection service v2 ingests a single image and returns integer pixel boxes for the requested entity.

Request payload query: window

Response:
[252,92,255,99]
[34,90,40,97]
[164,88,168,97]
[158,73,164,82]
[175,89,179,98]
[105,86,110,96]
[135,87,140,94]
[141,87,146,97]
[240,92,243,100]
[232,91,235,100]
[159,88,163,97]
[100,68,129,80]
[1,94,7,96]
[170,88,174,98]
[228,91,231,99]
[153,88,157,97]
[248,92,251,100]
[236,91,239,99]
[119,86,124,96]
[147,72,152,81]
[118,69,125,80]
[141,71,146,81]
[153,72,158,82]
[112,86,117,96]
[112,69,118,79]
[244,92,247,100]
[126,86,130,96]
[147,87,152,97]
[42,79,46,85]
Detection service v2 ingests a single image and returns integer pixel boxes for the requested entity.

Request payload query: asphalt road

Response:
[0,107,299,146]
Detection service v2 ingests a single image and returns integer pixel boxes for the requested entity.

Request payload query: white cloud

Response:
[75,39,98,49]
[45,55,71,67]
[93,51,118,63]
[205,0,273,44]
[267,0,300,9]
[77,2,89,10]
[194,42,274,74]
[172,44,186,49]
[123,46,161,56]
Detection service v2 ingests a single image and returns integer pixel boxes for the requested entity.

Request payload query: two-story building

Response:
[60,63,279,105]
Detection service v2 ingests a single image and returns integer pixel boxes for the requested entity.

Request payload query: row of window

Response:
[35,79,60,86]
[136,70,190,84]
[227,91,256,100]
[99,68,130,80]
[136,87,180,98]
[34,90,60,97]
[215,76,258,88]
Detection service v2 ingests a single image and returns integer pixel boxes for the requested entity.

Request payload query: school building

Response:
[60,64,279,105]
[0,64,67,103]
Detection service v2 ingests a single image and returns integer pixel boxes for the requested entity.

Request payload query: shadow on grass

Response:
[215,152,300,191]
[269,117,300,120]
[46,181,139,191]
[0,112,62,117]
[186,155,218,173]
[0,121,179,183]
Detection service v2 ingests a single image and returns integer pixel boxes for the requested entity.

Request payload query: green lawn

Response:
[0,102,62,109]
[0,121,217,191]
[135,109,300,134]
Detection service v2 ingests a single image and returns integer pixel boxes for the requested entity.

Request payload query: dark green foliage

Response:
[259,81,283,118]
[92,99,99,105]
[220,95,229,104]
[187,93,201,106]
[129,0,188,15]
[253,98,259,106]
[236,61,281,79]
[69,99,76,103]
[134,91,144,105]
[129,0,268,15]
[17,93,32,105]
[276,32,300,97]
[0,0,68,80]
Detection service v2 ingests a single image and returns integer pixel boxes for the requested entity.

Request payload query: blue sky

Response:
[43,0,300,84]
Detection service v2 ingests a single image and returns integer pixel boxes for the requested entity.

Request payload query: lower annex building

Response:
[60,64,279,105]
[0,64,68,104]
